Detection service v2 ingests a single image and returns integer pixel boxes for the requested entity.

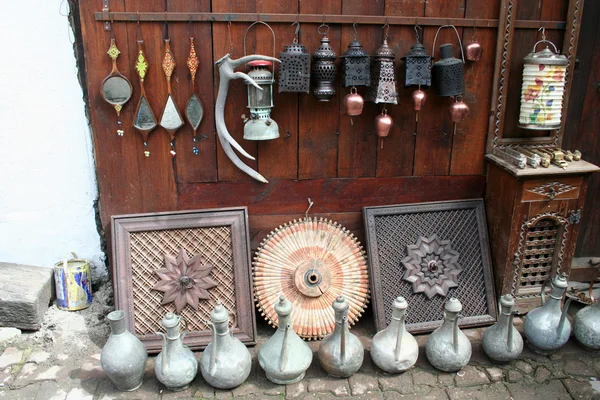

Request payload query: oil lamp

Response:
[243,60,279,140]
[518,33,567,130]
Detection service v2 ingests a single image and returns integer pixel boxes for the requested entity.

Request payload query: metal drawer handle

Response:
[547,186,556,200]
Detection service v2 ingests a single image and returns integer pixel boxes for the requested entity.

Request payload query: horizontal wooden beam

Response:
[178,175,487,216]
[95,12,566,30]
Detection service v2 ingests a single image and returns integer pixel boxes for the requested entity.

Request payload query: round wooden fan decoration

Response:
[253,217,369,340]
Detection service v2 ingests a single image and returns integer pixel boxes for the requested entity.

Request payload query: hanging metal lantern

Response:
[279,23,310,93]
[312,24,337,101]
[431,25,465,97]
[244,60,279,140]
[402,43,432,88]
[518,37,567,130]
[366,33,398,105]
[402,26,431,135]
[341,32,370,87]
[243,21,279,141]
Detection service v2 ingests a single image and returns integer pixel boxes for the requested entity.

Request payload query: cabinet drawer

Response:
[522,177,582,202]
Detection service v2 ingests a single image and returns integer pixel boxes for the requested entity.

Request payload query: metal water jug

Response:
[200,302,251,389]
[371,297,418,373]
[425,298,472,372]
[523,273,573,354]
[574,282,600,349]
[155,313,198,391]
[318,297,364,377]
[482,294,523,363]
[258,295,313,384]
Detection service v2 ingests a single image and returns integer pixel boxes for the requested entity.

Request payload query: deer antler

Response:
[215,53,280,183]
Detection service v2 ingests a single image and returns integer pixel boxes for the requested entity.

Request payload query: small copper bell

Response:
[465,41,483,62]
[449,97,469,135]
[411,89,426,136]
[375,109,393,149]
[345,87,364,116]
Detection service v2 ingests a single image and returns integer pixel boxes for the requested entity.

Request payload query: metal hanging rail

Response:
[94,12,566,30]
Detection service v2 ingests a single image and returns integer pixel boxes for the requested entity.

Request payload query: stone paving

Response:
[1,320,600,400]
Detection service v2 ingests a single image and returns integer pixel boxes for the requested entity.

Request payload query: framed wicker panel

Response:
[111,207,256,353]
[363,199,497,334]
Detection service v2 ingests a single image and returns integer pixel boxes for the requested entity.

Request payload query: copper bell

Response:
[412,89,426,112]
[375,109,393,149]
[366,30,398,105]
[345,87,364,116]
[465,41,483,62]
[449,97,470,123]
[311,24,337,101]
[279,23,310,93]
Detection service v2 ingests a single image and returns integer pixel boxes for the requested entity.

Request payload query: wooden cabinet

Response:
[485,154,599,312]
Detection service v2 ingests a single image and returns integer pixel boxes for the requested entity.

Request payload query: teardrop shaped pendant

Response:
[159,38,184,157]
[185,37,205,155]
[133,39,157,157]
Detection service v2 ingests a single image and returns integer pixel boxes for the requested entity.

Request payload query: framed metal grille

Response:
[363,199,497,333]
[112,207,256,353]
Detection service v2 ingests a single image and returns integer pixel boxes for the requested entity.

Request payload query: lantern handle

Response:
[432,25,465,64]
[318,23,330,36]
[533,40,560,55]
[243,21,276,60]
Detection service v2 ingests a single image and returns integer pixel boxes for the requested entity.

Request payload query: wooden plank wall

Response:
[77,0,570,259]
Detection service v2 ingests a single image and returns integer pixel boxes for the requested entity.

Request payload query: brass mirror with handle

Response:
[159,36,184,156]
[133,39,158,157]
[101,38,133,137]
[185,36,206,155]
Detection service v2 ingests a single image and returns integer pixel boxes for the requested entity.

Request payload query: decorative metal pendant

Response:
[101,38,133,137]
[311,24,337,101]
[341,36,370,87]
[185,37,206,155]
[160,38,184,156]
[279,23,310,93]
[133,40,157,157]
[366,38,398,105]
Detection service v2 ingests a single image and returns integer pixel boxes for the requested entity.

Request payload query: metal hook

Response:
[414,24,422,43]
[539,27,546,41]
[353,22,358,39]
[227,21,234,53]
[188,17,193,39]
[291,21,300,44]
[164,21,170,40]
[318,22,329,36]
[383,22,390,40]
[305,198,314,220]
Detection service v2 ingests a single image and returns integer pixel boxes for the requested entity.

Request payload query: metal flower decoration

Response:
[401,234,462,299]
[152,248,217,312]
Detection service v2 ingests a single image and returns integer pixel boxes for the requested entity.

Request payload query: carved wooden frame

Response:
[363,199,497,334]
[486,0,585,152]
[111,207,256,353]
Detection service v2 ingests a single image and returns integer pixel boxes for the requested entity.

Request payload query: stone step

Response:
[0,262,54,330]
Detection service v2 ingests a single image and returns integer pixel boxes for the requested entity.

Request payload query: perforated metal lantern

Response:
[518,40,568,130]
[312,29,337,101]
[279,42,310,93]
[341,39,370,87]
[366,39,398,105]
[402,43,432,88]
[244,60,279,140]
[431,44,465,97]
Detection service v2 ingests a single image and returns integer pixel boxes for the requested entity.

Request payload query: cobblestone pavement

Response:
[1,321,600,399]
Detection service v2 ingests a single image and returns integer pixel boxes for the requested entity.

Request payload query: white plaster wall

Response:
[0,1,107,281]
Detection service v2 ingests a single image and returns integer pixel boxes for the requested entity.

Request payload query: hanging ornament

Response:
[401,25,432,135]
[311,24,337,101]
[465,22,483,62]
[132,31,158,157]
[101,34,132,137]
[367,24,397,148]
[159,25,184,157]
[518,28,567,130]
[278,22,310,93]
[185,35,206,156]
[431,25,468,136]
[341,23,370,120]
[242,21,279,141]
